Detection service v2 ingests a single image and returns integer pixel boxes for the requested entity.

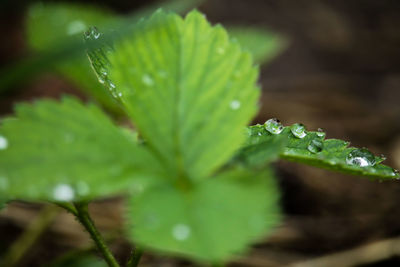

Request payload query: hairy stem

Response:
[126,247,143,267]
[74,202,120,267]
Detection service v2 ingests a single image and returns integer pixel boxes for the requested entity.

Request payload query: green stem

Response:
[126,247,143,267]
[74,202,120,267]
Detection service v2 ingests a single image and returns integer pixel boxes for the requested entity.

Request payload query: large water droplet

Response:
[53,184,75,201]
[291,123,307,139]
[230,100,241,110]
[67,20,87,35]
[84,26,100,40]
[0,135,8,150]
[142,74,154,86]
[172,223,191,241]
[264,118,284,135]
[0,176,9,191]
[346,148,376,167]
[316,128,326,138]
[308,139,323,153]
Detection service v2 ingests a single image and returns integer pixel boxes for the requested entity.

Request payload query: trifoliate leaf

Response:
[87,10,260,180]
[242,122,399,179]
[127,168,280,262]
[0,97,163,201]
[228,26,287,65]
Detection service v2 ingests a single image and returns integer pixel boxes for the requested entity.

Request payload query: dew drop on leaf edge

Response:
[308,139,323,153]
[291,123,307,139]
[84,26,101,40]
[264,118,284,135]
[317,128,326,138]
[346,148,376,167]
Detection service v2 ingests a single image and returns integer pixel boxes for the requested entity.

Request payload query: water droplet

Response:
[0,135,8,150]
[0,176,9,190]
[217,47,225,55]
[53,184,75,201]
[257,132,262,136]
[118,92,123,97]
[291,123,307,139]
[142,74,154,86]
[76,181,90,196]
[346,148,376,167]
[316,128,326,138]
[308,139,323,153]
[67,20,87,35]
[230,100,241,110]
[264,118,284,135]
[172,223,191,241]
[84,26,100,40]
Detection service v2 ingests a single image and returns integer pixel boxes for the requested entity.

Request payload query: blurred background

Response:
[1,0,400,266]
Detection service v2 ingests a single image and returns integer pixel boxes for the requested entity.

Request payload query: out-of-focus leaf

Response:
[87,10,260,180]
[228,26,287,65]
[242,122,400,179]
[127,168,280,262]
[0,0,205,95]
[26,3,122,113]
[0,97,163,201]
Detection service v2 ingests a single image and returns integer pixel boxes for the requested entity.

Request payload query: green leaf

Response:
[0,97,163,201]
[242,122,400,179]
[127,168,280,262]
[23,0,205,112]
[228,26,287,65]
[88,10,260,180]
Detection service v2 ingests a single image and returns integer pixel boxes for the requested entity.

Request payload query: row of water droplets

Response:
[84,27,120,98]
[261,119,394,170]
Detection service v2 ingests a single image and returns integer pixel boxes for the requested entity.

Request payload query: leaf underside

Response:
[241,124,399,180]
